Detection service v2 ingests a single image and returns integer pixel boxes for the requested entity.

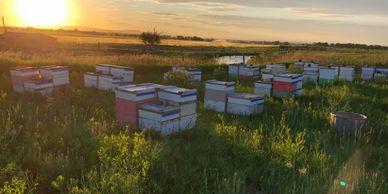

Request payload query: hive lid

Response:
[41,65,68,71]
[206,80,235,87]
[10,66,39,72]
[140,103,180,114]
[255,81,272,84]
[110,65,134,70]
[160,87,197,95]
[116,85,155,93]
[25,78,54,85]
[85,72,100,76]
[228,93,263,101]
[276,74,301,78]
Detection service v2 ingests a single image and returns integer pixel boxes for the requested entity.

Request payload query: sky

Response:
[1,0,388,45]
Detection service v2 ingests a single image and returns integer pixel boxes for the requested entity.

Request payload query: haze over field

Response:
[1,0,388,45]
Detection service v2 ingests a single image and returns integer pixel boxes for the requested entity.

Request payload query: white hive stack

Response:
[266,64,286,75]
[98,74,123,90]
[239,65,260,79]
[228,64,241,78]
[10,67,40,93]
[374,68,388,80]
[254,81,272,97]
[227,93,264,115]
[295,61,305,70]
[110,66,134,83]
[158,87,197,130]
[361,67,375,80]
[187,68,202,81]
[84,72,99,88]
[303,65,319,83]
[294,74,303,96]
[339,66,355,81]
[138,104,180,136]
[40,66,70,86]
[96,64,112,74]
[261,70,275,81]
[204,80,235,113]
[24,79,54,96]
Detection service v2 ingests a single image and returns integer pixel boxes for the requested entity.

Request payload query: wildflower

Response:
[298,168,307,175]
[286,162,293,169]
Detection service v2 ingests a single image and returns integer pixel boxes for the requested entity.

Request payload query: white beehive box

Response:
[254,81,272,97]
[187,68,202,81]
[304,66,319,83]
[84,72,99,88]
[261,71,274,81]
[266,64,286,74]
[158,87,197,116]
[40,66,70,86]
[24,79,54,96]
[339,66,355,81]
[10,67,40,93]
[180,114,197,131]
[320,67,337,80]
[240,65,260,77]
[295,61,305,69]
[96,64,112,74]
[139,104,180,136]
[98,74,123,90]
[227,93,264,115]
[361,67,375,80]
[228,64,241,75]
[304,62,320,68]
[110,66,134,82]
[204,80,235,113]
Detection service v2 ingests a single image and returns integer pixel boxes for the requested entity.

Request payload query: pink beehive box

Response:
[10,67,40,93]
[115,85,158,126]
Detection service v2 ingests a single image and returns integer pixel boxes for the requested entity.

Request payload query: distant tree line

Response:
[313,42,388,50]
[175,35,213,42]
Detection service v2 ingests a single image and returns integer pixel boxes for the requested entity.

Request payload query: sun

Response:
[16,0,69,26]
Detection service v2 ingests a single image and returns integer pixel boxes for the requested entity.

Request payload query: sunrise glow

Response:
[16,0,69,26]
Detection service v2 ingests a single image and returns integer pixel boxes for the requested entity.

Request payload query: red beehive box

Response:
[115,85,158,126]
[272,81,297,91]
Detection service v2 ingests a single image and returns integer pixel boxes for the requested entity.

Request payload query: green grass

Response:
[0,50,387,194]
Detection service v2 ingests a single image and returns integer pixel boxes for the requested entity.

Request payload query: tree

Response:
[140,29,161,47]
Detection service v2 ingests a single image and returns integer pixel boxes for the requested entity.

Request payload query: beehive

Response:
[361,67,375,80]
[273,74,299,98]
[339,66,355,81]
[110,66,134,83]
[293,74,303,96]
[227,93,264,115]
[24,79,54,96]
[254,81,272,97]
[303,66,319,83]
[228,64,241,78]
[115,85,157,126]
[40,66,69,86]
[319,67,337,85]
[84,72,99,88]
[261,71,274,81]
[204,80,235,112]
[239,65,260,80]
[171,66,202,81]
[139,103,180,136]
[96,64,112,74]
[266,64,286,74]
[10,67,40,93]
[98,74,123,90]
[295,61,305,70]
[158,87,197,130]
[304,62,319,68]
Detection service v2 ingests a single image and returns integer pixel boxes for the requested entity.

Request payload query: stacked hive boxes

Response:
[273,74,299,98]
[169,66,202,81]
[10,67,40,93]
[115,85,157,126]
[261,70,275,81]
[295,61,305,70]
[294,74,303,96]
[374,68,388,80]
[40,66,70,86]
[227,93,264,115]
[266,64,287,75]
[204,80,236,112]
[303,65,319,83]
[158,87,197,130]
[98,75,123,91]
[84,72,99,88]
[339,66,355,81]
[138,104,181,136]
[361,67,375,80]
[24,79,54,96]
[85,64,134,90]
[228,64,241,79]
[254,81,272,97]
[239,65,260,80]
[319,67,337,85]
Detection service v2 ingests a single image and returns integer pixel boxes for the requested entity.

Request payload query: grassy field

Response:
[0,34,388,193]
